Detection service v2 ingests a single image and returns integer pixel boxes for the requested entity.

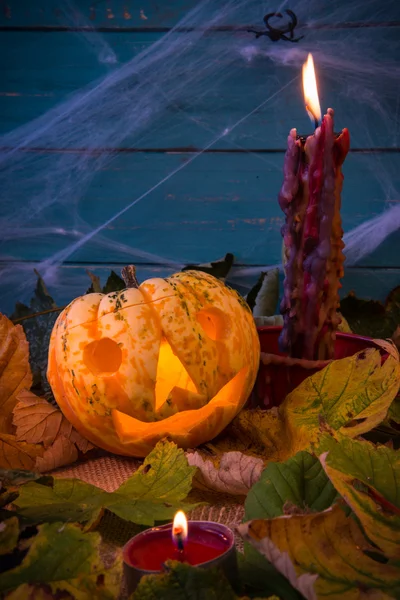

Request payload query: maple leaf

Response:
[0,434,43,471]
[0,315,32,433]
[13,390,94,473]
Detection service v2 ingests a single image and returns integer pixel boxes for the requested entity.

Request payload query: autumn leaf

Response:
[0,315,32,433]
[13,390,94,473]
[0,434,43,470]
[185,409,291,495]
[0,517,19,556]
[13,390,62,448]
[13,440,199,528]
[281,347,400,454]
[320,436,400,561]
[0,522,122,598]
[10,274,58,402]
[36,436,79,473]
[187,451,263,496]
[238,503,400,600]
[208,409,290,462]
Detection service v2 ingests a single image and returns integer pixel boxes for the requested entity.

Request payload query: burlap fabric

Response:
[54,455,245,599]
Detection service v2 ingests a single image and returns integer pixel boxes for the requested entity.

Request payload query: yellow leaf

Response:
[35,436,78,473]
[281,348,400,454]
[0,314,32,433]
[238,503,400,600]
[320,436,400,561]
[0,433,43,470]
[13,390,62,447]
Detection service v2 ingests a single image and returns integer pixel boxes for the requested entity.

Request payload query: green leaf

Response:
[244,451,338,522]
[0,522,122,597]
[0,517,19,556]
[102,271,126,294]
[14,440,198,528]
[182,253,234,281]
[238,549,302,600]
[132,560,237,600]
[240,452,337,600]
[281,348,400,454]
[10,273,58,402]
[320,436,400,560]
[339,286,400,343]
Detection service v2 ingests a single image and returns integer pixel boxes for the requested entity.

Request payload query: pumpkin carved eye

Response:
[83,337,122,376]
[196,308,230,341]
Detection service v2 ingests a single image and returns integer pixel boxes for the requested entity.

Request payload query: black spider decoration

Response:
[247,9,304,43]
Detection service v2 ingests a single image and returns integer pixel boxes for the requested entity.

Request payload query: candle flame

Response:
[302,53,321,127]
[172,511,188,547]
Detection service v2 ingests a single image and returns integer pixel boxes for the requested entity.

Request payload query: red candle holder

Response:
[123,520,238,595]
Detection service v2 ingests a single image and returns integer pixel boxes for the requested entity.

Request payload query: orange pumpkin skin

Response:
[47,270,260,457]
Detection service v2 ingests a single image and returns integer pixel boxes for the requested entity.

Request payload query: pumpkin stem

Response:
[121,265,140,289]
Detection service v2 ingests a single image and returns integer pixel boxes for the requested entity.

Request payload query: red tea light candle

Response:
[123,511,238,594]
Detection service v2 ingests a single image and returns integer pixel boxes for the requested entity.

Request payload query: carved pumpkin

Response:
[47,270,260,457]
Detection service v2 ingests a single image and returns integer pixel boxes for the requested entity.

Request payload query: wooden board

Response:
[2,151,399,267]
[1,0,398,29]
[0,30,398,149]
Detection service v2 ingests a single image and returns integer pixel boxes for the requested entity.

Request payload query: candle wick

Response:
[176,532,184,552]
[305,103,320,131]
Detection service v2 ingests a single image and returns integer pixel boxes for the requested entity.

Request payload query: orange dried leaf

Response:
[13,390,63,448]
[36,435,78,473]
[0,433,43,470]
[0,314,32,433]
[70,429,94,454]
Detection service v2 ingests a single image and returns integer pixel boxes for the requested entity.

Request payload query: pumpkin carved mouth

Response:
[47,270,260,457]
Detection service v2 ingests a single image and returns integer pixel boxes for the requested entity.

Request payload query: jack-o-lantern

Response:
[47,270,260,457]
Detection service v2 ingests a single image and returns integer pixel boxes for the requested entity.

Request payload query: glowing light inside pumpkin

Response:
[155,337,197,410]
[172,510,188,550]
[302,53,321,126]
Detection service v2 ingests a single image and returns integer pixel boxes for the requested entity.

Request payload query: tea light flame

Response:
[172,511,188,551]
[302,53,321,128]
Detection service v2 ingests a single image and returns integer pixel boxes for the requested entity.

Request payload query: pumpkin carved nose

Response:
[83,337,122,376]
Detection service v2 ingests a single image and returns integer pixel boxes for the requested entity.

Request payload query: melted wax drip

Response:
[278,108,350,361]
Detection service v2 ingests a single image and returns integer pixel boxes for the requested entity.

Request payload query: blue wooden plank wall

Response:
[0,0,399,314]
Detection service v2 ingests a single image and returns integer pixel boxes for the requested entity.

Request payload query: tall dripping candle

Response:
[279,53,350,361]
